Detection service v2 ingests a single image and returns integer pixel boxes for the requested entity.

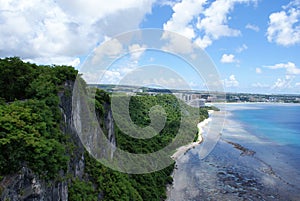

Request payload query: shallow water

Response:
[167,103,300,201]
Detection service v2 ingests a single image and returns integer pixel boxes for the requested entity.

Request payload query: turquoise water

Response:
[229,104,300,147]
[167,103,300,200]
[226,103,300,182]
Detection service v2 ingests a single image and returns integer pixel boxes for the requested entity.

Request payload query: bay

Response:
[167,103,300,201]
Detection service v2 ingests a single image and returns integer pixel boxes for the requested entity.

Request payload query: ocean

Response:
[228,103,300,147]
[167,103,300,201]
[223,103,300,185]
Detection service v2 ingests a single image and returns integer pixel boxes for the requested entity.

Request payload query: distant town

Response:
[90,84,300,106]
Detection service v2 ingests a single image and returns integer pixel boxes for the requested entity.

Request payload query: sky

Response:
[0,0,300,94]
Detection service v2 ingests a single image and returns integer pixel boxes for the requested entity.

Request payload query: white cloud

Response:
[267,0,300,46]
[156,0,180,7]
[128,44,147,61]
[194,35,213,49]
[264,62,300,91]
[163,0,257,49]
[98,65,192,90]
[197,0,240,39]
[163,0,206,40]
[221,54,236,63]
[236,44,248,53]
[102,70,122,84]
[256,67,262,74]
[264,62,300,75]
[0,0,154,65]
[271,75,294,90]
[161,31,194,54]
[57,0,151,22]
[245,23,260,32]
[224,74,239,87]
[89,62,139,84]
[92,38,124,64]
[195,0,257,49]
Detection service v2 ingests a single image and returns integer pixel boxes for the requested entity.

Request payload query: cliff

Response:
[0,80,116,201]
[0,57,205,201]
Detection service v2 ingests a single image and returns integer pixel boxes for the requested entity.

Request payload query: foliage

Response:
[0,57,210,200]
[0,57,36,101]
[84,153,143,201]
[0,97,68,179]
[68,178,97,201]
[0,57,78,179]
[129,164,174,200]
[113,94,208,154]
[85,90,208,200]
[205,105,220,111]
[0,57,78,102]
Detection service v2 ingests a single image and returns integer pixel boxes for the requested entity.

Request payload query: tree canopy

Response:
[0,57,209,200]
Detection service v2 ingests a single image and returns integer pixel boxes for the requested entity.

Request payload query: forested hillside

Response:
[0,57,208,201]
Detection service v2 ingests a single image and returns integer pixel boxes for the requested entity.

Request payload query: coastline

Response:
[211,101,300,105]
[167,103,300,201]
[171,110,214,160]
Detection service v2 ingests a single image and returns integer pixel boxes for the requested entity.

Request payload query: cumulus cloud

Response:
[271,75,294,90]
[99,65,191,90]
[163,0,257,49]
[128,44,147,61]
[57,0,152,22]
[161,31,195,54]
[245,23,260,32]
[0,0,154,65]
[92,38,124,65]
[267,0,300,46]
[197,0,241,39]
[264,62,300,91]
[264,62,300,75]
[157,0,180,7]
[195,0,257,49]
[194,35,213,49]
[102,70,122,84]
[220,54,236,63]
[163,0,206,40]
[224,74,239,87]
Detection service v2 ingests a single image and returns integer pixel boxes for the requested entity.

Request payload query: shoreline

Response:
[171,110,214,160]
[167,104,300,201]
[210,101,300,105]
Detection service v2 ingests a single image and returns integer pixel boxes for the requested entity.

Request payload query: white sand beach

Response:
[171,110,214,160]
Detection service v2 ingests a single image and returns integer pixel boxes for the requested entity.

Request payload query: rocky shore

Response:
[167,109,300,201]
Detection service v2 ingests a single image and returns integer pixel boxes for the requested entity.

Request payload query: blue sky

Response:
[1,0,300,94]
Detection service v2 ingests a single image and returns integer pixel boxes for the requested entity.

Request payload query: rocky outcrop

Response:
[0,167,68,201]
[0,81,116,201]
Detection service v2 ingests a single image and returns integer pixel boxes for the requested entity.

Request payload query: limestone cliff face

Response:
[0,81,116,201]
[0,167,68,201]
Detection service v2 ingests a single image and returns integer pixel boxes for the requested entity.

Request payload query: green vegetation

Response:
[0,57,77,179]
[84,90,209,200]
[0,100,68,178]
[0,57,210,200]
[82,145,175,201]
[112,94,208,154]
[68,178,97,201]
[205,105,220,111]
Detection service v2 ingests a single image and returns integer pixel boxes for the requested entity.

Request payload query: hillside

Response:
[0,57,208,201]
